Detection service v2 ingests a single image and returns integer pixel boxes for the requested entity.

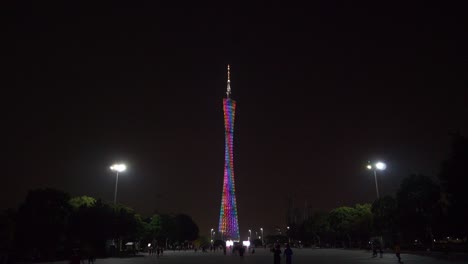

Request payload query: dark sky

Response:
[5,2,467,238]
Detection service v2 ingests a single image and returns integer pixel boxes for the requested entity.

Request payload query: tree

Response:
[0,209,16,262]
[438,133,468,237]
[134,214,147,242]
[328,206,356,247]
[153,214,176,242]
[69,196,96,209]
[110,203,141,253]
[15,188,72,261]
[303,211,330,246]
[396,174,439,247]
[173,214,199,242]
[68,199,116,256]
[351,204,373,247]
[10,188,201,259]
[326,204,372,248]
[372,196,399,245]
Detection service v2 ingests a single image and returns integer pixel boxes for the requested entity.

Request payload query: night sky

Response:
[5,2,467,237]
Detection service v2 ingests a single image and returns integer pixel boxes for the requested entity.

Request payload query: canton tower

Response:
[218,64,240,241]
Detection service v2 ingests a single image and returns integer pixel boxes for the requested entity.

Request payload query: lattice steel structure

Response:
[218,65,240,241]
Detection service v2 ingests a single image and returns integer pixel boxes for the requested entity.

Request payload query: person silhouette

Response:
[69,249,84,264]
[284,244,293,264]
[395,242,402,263]
[273,244,282,264]
[371,240,378,257]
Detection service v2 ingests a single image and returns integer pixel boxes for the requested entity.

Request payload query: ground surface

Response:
[53,248,461,264]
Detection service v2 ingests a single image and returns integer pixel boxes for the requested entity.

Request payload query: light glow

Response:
[366,164,372,170]
[110,164,126,172]
[226,240,234,247]
[242,241,251,247]
[375,162,386,170]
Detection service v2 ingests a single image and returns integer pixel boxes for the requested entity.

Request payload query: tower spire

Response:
[226,64,231,98]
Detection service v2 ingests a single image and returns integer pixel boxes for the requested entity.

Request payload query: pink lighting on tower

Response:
[218,64,240,241]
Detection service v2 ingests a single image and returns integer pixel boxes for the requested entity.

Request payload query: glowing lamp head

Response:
[375,162,386,170]
[366,164,372,170]
[110,164,126,172]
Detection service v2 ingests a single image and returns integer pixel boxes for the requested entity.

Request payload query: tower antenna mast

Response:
[226,64,231,97]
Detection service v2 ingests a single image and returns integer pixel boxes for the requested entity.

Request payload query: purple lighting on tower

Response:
[218,65,240,241]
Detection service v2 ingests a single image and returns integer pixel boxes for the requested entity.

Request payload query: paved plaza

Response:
[49,248,462,264]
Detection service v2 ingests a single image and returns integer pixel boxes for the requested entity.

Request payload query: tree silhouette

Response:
[438,134,468,237]
[372,196,399,244]
[15,188,72,261]
[396,174,439,247]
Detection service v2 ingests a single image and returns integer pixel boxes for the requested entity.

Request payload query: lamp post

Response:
[260,228,264,246]
[110,164,126,205]
[248,229,251,242]
[212,231,216,248]
[366,161,386,199]
[210,228,214,244]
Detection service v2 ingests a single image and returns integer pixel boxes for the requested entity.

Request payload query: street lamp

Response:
[260,228,264,245]
[110,163,126,205]
[248,229,251,242]
[367,161,386,199]
[211,228,214,243]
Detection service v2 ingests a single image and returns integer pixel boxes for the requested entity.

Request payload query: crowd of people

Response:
[148,245,164,257]
[271,243,293,264]
[67,240,405,264]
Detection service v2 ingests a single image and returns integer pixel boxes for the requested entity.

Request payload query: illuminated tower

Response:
[218,64,240,241]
